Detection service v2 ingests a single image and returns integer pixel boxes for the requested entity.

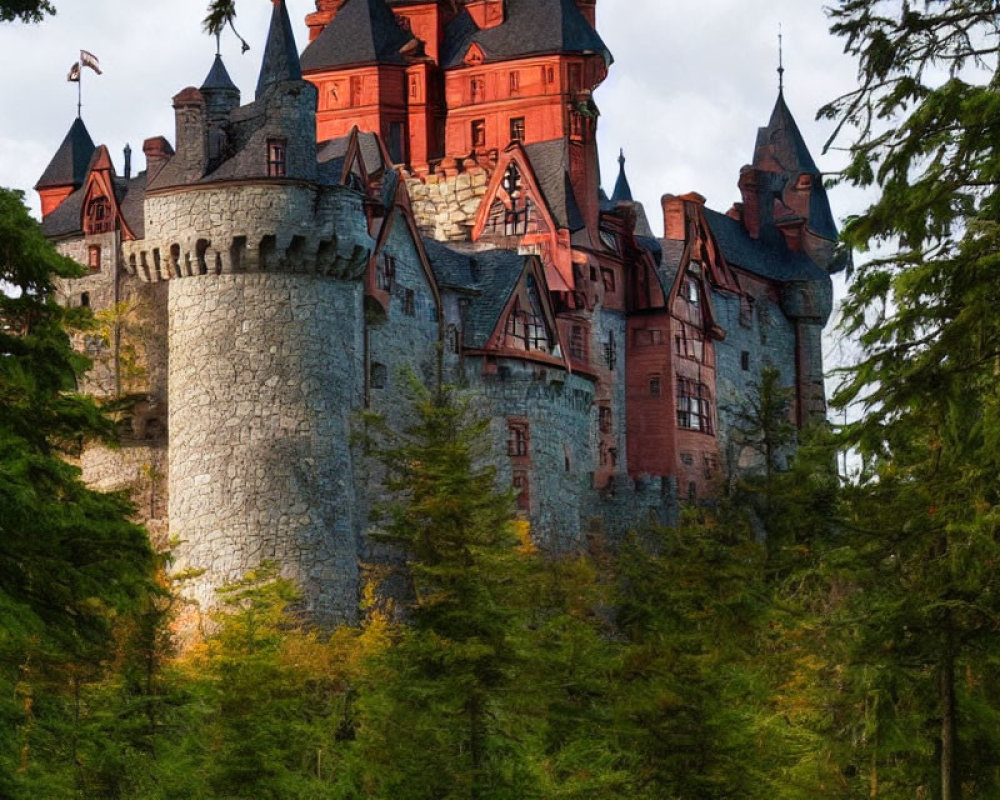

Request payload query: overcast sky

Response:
[0,0,866,222]
[0,0,866,381]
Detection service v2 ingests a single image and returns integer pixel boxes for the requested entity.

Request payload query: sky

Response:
[0,0,867,379]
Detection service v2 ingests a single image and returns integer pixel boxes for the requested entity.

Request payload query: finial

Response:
[778,23,785,93]
[215,31,221,56]
[618,148,625,167]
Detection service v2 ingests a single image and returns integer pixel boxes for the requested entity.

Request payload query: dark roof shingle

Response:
[301,0,412,71]
[35,117,95,190]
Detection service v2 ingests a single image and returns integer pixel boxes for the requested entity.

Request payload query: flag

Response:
[67,62,80,82]
[80,50,102,75]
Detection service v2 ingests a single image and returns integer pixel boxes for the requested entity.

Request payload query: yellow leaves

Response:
[514,519,535,554]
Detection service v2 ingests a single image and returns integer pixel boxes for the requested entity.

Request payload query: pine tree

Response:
[823,3,1000,796]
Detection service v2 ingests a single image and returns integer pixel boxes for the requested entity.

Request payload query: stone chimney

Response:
[142,136,175,183]
[171,87,208,183]
[661,194,686,240]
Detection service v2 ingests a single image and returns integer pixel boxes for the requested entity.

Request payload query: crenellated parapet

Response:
[122,182,374,282]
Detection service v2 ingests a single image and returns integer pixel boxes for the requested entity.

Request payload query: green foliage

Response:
[0,0,54,23]
[822,2,1000,796]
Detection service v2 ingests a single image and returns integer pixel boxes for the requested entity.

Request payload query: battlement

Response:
[122,182,374,283]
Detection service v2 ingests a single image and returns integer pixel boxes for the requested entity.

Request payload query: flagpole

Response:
[77,66,82,118]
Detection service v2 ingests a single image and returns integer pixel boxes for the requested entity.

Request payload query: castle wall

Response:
[711,278,798,476]
[405,166,489,242]
[168,272,365,622]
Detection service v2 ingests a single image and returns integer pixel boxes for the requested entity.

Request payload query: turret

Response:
[200,54,240,169]
[35,117,96,217]
[610,148,632,205]
[257,0,303,99]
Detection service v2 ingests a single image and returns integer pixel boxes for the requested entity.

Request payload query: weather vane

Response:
[778,24,785,93]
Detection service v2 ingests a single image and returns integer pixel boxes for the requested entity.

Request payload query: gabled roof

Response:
[754,90,818,175]
[703,207,828,283]
[422,238,479,290]
[442,0,612,68]
[35,117,96,190]
[301,0,412,71]
[256,0,302,98]
[462,250,533,348]
[522,139,585,232]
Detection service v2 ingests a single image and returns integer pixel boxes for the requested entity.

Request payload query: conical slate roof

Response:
[201,53,239,93]
[301,0,412,71]
[610,149,633,204]
[35,117,96,190]
[256,0,302,98]
[754,90,819,176]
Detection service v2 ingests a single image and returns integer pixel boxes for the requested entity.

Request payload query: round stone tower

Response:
[122,2,376,623]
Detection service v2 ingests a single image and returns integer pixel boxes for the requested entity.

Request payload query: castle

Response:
[36,0,845,622]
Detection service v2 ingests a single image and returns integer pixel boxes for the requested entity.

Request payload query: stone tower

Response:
[124,0,375,621]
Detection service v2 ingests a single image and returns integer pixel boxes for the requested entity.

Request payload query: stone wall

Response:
[168,273,365,623]
[81,443,169,547]
[404,165,489,242]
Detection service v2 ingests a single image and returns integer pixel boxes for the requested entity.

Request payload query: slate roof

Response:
[461,249,527,348]
[442,0,612,68]
[702,207,828,283]
[301,0,412,71]
[610,150,632,204]
[201,53,239,93]
[41,172,148,240]
[422,238,478,290]
[523,139,585,232]
[256,0,302,98]
[35,117,95,190]
[41,187,85,238]
[754,90,818,175]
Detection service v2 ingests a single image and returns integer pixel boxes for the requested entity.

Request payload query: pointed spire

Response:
[256,0,302,99]
[754,92,819,175]
[202,53,239,94]
[610,147,633,204]
[34,116,96,190]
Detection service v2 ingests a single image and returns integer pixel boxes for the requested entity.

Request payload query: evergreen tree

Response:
[823,2,1000,796]
[0,188,155,795]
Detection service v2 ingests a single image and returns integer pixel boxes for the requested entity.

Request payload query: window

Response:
[677,378,713,434]
[85,196,112,234]
[568,63,582,92]
[599,405,612,434]
[80,292,90,308]
[512,469,530,510]
[570,111,584,139]
[403,289,415,316]
[267,138,286,177]
[545,65,555,84]
[350,75,362,106]
[603,331,617,370]
[470,75,485,104]
[633,328,663,347]
[741,350,751,371]
[503,298,548,352]
[509,70,520,94]
[446,324,460,354]
[601,267,616,293]
[569,324,588,361]
[674,326,705,361]
[370,362,387,389]
[509,116,525,142]
[376,253,396,292]
[507,420,529,457]
[649,375,661,397]
[471,119,486,149]
[500,163,529,235]
[685,277,700,305]
[88,245,101,272]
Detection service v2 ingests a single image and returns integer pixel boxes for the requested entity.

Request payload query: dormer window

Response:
[84,196,113,235]
[267,138,286,177]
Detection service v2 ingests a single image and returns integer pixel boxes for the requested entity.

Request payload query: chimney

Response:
[305,0,350,42]
[172,87,208,183]
[123,143,132,180]
[143,136,175,183]
[574,0,596,27]
[466,0,505,29]
[661,194,686,241]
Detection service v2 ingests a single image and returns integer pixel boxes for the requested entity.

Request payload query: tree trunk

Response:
[940,618,959,800]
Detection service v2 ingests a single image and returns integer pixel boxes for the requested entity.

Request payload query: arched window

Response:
[502,163,529,236]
